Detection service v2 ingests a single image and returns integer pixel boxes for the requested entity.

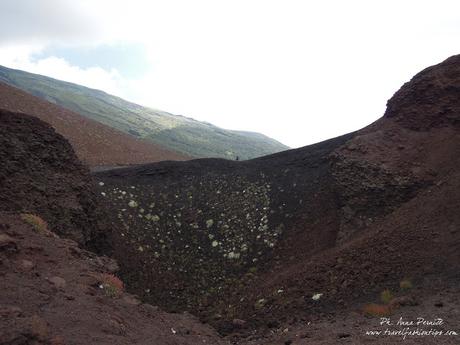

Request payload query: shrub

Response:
[363,303,392,317]
[254,298,267,309]
[99,273,124,298]
[248,267,258,274]
[380,289,393,304]
[399,279,413,291]
[21,214,50,235]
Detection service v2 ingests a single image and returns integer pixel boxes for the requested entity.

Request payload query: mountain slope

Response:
[0,82,190,167]
[0,65,289,160]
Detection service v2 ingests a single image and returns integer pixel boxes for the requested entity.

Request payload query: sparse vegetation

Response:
[399,279,413,291]
[380,289,393,305]
[99,273,124,298]
[364,282,415,317]
[248,267,258,274]
[362,303,392,317]
[20,213,50,235]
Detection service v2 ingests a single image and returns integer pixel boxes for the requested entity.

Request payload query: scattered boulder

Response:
[47,276,67,290]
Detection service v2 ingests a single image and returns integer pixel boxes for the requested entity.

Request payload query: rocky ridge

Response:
[0,109,109,250]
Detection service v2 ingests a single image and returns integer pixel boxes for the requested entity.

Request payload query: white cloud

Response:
[0,47,123,96]
[0,0,101,45]
[1,0,460,147]
[29,57,123,95]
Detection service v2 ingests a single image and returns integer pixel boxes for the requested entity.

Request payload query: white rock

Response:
[312,293,323,301]
[128,200,138,208]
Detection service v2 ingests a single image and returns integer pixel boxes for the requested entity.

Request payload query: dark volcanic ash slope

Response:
[0,82,190,167]
[0,109,108,249]
[95,55,460,332]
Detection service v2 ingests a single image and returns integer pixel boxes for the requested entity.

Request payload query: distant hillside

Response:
[0,82,190,167]
[0,65,289,159]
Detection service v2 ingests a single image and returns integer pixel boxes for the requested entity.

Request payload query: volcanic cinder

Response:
[95,55,460,338]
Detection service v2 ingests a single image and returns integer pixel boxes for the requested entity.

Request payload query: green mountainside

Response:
[0,65,289,159]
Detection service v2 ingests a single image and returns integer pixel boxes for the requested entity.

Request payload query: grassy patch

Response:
[20,213,50,235]
[99,273,124,298]
[399,279,413,291]
[363,303,393,317]
[380,289,393,305]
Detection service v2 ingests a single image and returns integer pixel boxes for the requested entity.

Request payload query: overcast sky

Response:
[1,0,459,147]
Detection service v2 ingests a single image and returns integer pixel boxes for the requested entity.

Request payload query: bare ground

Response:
[0,213,228,345]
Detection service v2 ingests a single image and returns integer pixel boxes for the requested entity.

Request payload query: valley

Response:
[1,55,460,345]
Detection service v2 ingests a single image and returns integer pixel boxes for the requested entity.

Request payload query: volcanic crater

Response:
[2,55,460,345]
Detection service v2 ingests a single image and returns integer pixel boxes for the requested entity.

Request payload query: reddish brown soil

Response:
[0,213,228,345]
[95,55,460,344]
[0,82,190,167]
[239,280,460,345]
